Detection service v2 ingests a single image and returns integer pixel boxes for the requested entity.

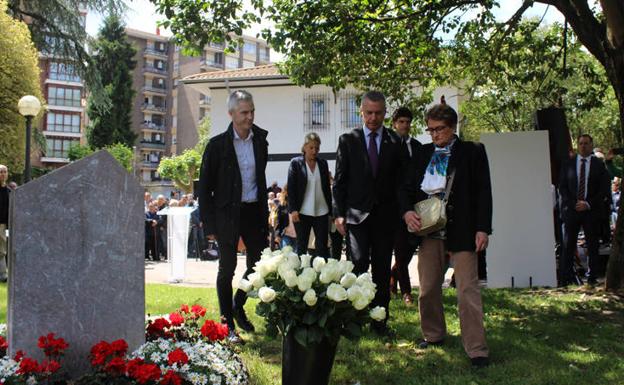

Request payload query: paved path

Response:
[145,254,455,288]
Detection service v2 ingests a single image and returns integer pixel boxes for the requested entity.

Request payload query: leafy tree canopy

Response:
[0,0,43,175]
[68,142,133,172]
[157,149,202,193]
[6,0,126,109]
[86,13,137,148]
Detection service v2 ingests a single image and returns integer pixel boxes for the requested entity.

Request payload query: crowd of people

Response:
[196,89,492,368]
[139,90,621,369]
[143,191,206,262]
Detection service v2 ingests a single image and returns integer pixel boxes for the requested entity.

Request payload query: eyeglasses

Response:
[425,125,449,134]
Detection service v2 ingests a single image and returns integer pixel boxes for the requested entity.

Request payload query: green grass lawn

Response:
[1,283,623,385]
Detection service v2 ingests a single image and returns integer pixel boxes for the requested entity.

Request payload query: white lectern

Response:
[158,206,194,283]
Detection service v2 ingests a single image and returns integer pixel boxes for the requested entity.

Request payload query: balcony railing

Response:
[141,103,166,113]
[143,64,168,75]
[200,58,224,69]
[144,47,168,57]
[142,85,167,94]
[141,161,160,169]
[140,140,166,149]
[141,122,166,131]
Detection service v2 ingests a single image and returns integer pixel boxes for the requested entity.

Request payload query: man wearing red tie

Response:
[559,134,610,286]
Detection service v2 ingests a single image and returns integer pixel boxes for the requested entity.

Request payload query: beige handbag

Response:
[413,171,455,236]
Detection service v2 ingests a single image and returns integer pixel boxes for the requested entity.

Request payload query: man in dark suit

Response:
[559,134,610,286]
[389,107,422,306]
[199,90,269,343]
[401,103,492,367]
[333,91,405,336]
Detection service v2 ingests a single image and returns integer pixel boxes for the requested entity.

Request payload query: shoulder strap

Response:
[442,170,456,203]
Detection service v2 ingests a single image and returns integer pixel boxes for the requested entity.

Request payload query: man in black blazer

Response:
[199,90,269,342]
[559,134,610,286]
[333,91,405,335]
[389,107,422,306]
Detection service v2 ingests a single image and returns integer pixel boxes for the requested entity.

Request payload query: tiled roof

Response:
[183,64,286,82]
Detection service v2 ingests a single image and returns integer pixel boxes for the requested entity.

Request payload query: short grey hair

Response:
[227,90,254,112]
[360,91,386,108]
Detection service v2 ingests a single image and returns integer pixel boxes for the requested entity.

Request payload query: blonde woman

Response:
[287,133,332,258]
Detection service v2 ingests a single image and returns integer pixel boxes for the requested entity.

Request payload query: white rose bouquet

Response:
[239,247,386,347]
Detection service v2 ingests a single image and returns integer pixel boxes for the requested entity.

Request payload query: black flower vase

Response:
[282,332,339,385]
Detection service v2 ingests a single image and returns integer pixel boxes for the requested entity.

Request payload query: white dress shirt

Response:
[233,129,257,202]
[299,162,329,217]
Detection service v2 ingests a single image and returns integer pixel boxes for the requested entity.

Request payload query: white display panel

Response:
[480,131,557,288]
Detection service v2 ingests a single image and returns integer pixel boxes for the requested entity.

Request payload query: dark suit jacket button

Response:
[448,219,453,224]
[447,205,453,211]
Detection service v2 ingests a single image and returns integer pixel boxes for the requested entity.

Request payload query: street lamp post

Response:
[17,95,42,183]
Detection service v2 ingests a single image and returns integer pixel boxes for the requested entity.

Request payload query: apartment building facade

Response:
[125,28,271,190]
[33,8,88,169]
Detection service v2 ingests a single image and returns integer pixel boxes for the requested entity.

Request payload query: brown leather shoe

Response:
[403,293,414,306]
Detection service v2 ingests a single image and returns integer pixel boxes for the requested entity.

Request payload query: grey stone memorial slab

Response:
[7,150,145,376]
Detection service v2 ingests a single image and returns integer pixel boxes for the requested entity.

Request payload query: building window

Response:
[213,52,224,65]
[243,41,256,56]
[260,47,270,62]
[225,56,238,69]
[45,138,79,158]
[49,62,81,82]
[46,112,80,133]
[341,92,361,130]
[47,86,81,107]
[243,60,255,68]
[304,93,330,130]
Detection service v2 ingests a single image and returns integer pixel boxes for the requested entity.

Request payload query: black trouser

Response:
[562,211,600,283]
[347,207,395,323]
[390,222,419,295]
[216,202,267,328]
[330,228,345,260]
[294,214,330,259]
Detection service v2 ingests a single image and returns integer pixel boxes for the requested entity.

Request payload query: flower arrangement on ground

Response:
[0,333,68,385]
[239,247,386,347]
[76,303,248,385]
[145,304,229,343]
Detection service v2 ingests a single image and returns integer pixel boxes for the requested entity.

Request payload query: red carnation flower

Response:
[191,305,207,318]
[200,320,228,341]
[126,357,145,378]
[160,370,183,385]
[131,363,162,384]
[167,348,189,366]
[17,357,40,375]
[37,333,69,358]
[90,341,112,367]
[110,339,128,356]
[40,359,61,374]
[169,312,184,327]
[179,304,190,314]
[105,356,127,375]
[0,336,8,350]
[13,350,25,362]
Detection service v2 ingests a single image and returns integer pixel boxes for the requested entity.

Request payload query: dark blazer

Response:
[400,137,493,252]
[559,155,610,222]
[333,127,405,223]
[402,137,423,160]
[198,123,269,245]
[287,156,332,214]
